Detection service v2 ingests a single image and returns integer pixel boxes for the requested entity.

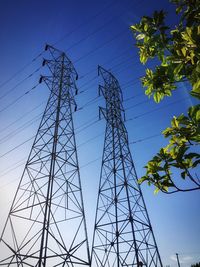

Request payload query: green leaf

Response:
[144,23,149,31]
[171,116,179,128]
[193,80,200,90]
[163,127,172,137]
[188,105,200,120]
[191,81,200,99]
[153,92,162,103]
[165,90,172,96]
[130,24,140,32]
[190,90,200,99]
[181,47,187,57]
[146,68,153,77]
[140,49,148,64]
[176,146,188,161]
[185,153,200,160]
[181,171,186,179]
[174,63,184,76]
[176,6,182,14]
[193,159,200,167]
[136,33,145,40]
[138,176,148,184]
[131,2,200,194]
[196,110,200,122]
[154,187,160,194]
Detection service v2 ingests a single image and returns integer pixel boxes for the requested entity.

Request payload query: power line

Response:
[79,47,131,79]
[0,113,42,144]
[0,90,164,149]
[0,101,45,135]
[0,100,186,191]
[0,58,141,119]
[0,136,34,159]
[123,93,143,102]
[79,76,98,91]
[78,60,142,97]
[66,14,121,52]
[64,0,142,56]
[1,89,187,150]
[0,67,42,101]
[0,2,118,92]
[0,2,114,93]
[0,83,40,114]
[77,132,104,148]
[75,55,142,98]
[0,51,43,90]
[1,96,188,160]
[79,51,139,91]
[0,129,163,182]
[121,76,141,87]
[78,96,102,111]
[0,158,26,179]
[0,97,101,145]
[0,97,99,144]
[2,64,136,116]
[75,115,98,130]
[127,97,190,121]
[129,133,161,145]
[76,119,100,135]
[80,157,101,169]
[125,99,149,111]
[0,155,102,191]
[74,30,126,63]
[53,0,117,46]
[0,0,143,98]
[0,93,101,150]
[0,177,21,190]
[54,0,144,50]
[0,131,104,180]
[1,12,143,115]
[114,61,145,77]
[0,52,139,116]
[1,80,189,160]
[0,116,100,160]
[0,94,100,145]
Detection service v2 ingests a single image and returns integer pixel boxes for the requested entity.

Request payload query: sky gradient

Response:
[0,0,199,266]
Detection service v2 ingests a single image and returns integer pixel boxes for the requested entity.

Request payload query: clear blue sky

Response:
[0,0,199,266]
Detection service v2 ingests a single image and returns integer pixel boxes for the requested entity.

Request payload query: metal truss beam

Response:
[91,66,163,267]
[0,45,91,267]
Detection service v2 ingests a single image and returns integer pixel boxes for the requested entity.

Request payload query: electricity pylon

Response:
[91,66,163,267]
[0,45,91,267]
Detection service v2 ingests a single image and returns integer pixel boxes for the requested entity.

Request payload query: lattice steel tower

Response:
[0,45,91,267]
[91,66,163,267]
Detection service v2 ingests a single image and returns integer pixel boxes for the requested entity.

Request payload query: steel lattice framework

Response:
[0,45,91,267]
[91,66,163,267]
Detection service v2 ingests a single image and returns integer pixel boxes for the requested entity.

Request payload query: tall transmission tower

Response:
[0,45,91,267]
[91,66,163,267]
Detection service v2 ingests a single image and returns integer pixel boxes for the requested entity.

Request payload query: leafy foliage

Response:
[131,1,200,102]
[131,0,200,193]
[139,105,200,193]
